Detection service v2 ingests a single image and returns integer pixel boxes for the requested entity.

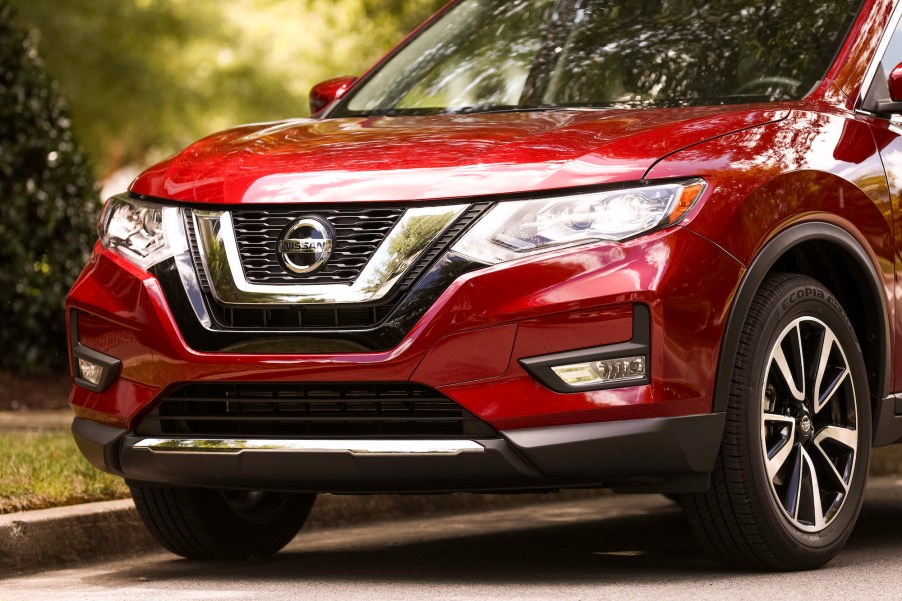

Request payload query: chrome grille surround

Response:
[188,204,468,306]
[153,198,491,340]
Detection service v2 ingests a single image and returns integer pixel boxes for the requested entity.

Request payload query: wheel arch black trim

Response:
[713,222,891,413]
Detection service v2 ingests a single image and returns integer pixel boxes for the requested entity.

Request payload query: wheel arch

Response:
[714,221,891,413]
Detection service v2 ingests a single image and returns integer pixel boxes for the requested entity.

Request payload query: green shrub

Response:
[0,0,99,373]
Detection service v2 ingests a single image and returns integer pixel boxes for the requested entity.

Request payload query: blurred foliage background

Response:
[0,0,444,375]
[10,0,447,183]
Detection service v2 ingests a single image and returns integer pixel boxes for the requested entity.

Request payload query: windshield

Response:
[338,0,862,116]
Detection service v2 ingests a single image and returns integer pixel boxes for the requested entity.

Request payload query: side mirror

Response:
[889,64,902,102]
[309,76,356,115]
[877,62,902,114]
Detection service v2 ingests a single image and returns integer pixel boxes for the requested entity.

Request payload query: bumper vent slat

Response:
[135,382,497,439]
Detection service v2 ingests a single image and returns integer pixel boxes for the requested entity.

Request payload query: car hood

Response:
[131,106,788,204]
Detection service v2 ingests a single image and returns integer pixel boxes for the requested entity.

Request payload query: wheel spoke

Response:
[801,447,826,530]
[772,344,805,401]
[812,328,835,405]
[763,413,795,481]
[810,436,851,493]
[811,425,856,495]
[784,446,804,520]
[815,368,849,415]
[814,425,857,452]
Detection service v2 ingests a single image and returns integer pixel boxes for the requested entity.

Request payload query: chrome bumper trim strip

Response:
[132,438,486,455]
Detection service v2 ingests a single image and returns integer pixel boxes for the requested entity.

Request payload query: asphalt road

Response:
[4,478,902,600]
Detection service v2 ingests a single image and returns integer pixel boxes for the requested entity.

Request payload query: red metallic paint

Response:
[825,0,887,101]
[889,64,902,102]
[129,107,786,205]
[69,377,160,429]
[860,120,902,390]
[437,227,745,431]
[646,110,897,390]
[511,306,633,359]
[309,76,356,115]
[411,324,518,386]
[68,0,902,434]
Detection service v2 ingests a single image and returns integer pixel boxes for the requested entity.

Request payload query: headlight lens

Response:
[451,179,705,264]
[99,194,183,269]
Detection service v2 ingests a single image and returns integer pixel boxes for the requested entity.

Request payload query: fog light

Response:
[77,358,104,387]
[595,356,646,381]
[549,363,598,385]
[551,356,646,387]
[70,310,123,393]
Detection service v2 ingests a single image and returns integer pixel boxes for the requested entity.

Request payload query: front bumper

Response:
[68,222,742,493]
[66,224,744,432]
[73,412,726,494]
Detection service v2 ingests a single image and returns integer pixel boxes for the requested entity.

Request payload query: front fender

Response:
[645,109,894,408]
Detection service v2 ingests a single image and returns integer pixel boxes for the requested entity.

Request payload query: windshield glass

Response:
[339,0,861,116]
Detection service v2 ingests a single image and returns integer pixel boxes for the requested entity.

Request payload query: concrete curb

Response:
[0,489,603,576]
[0,499,153,574]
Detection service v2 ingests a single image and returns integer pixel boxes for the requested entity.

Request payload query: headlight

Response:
[99,194,184,269]
[451,179,705,265]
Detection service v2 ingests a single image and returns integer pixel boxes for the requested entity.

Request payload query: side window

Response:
[881,18,902,80]
[864,13,902,115]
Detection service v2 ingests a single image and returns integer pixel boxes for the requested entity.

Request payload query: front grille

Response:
[135,382,497,439]
[232,207,405,285]
[182,202,491,332]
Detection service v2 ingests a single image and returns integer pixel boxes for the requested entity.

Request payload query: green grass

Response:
[0,432,129,514]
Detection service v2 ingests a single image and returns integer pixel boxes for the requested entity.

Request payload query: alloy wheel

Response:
[761,316,858,533]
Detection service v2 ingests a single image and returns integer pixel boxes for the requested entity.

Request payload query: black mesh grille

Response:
[135,382,497,439]
[232,207,405,284]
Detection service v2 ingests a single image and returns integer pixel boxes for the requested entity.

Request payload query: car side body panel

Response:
[646,108,896,406]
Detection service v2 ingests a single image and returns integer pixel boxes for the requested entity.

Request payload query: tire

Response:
[129,483,316,560]
[681,273,871,570]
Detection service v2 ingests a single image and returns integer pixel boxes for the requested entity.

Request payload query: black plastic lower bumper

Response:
[72,412,725,494]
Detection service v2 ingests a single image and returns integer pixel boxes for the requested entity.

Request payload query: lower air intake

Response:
[135,382,496,439]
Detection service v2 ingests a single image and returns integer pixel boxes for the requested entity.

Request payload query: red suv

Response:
[68,0,902,570]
